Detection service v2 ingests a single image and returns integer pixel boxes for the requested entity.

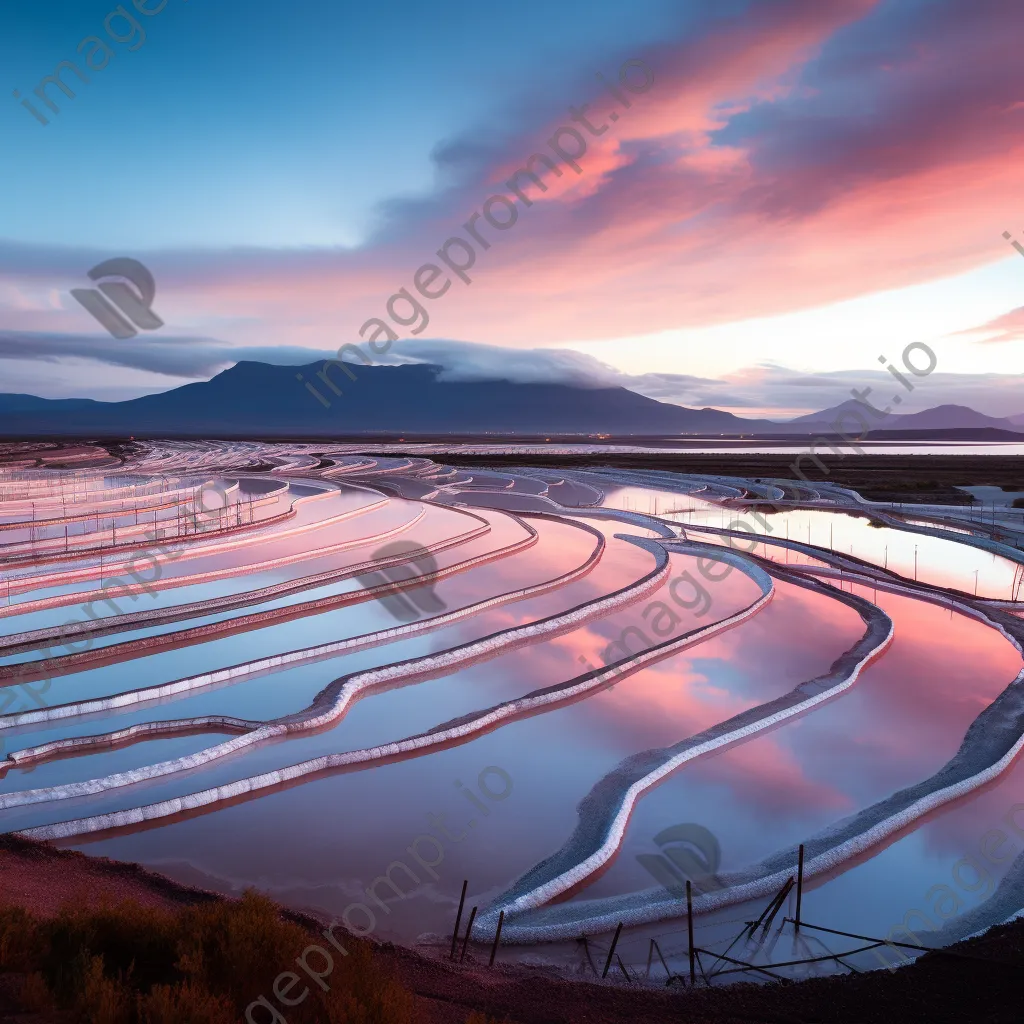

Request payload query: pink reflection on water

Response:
[576,577,1022,903]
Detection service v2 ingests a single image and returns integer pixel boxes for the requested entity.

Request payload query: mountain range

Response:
[0,361,1021,438]
[790,399,1024,434]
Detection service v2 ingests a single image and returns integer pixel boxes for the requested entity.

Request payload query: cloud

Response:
[955,305,1024,344]
[4,0,1023,361]
[690,364,1024,419]
[374,338,623,386]
[388,343,1024,419]
[0,331,332,380]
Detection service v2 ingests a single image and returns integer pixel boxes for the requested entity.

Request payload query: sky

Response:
[1,0,1023,418]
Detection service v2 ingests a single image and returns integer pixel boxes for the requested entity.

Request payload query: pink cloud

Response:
[957,305,1024,344]
[9,0,1024,358]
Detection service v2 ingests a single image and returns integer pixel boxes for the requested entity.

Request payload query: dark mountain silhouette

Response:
[0,361,780,437]
[791,400,1021,434]
[880,404,1016,430]
[1,362,1020,439]
[0,394,100,415]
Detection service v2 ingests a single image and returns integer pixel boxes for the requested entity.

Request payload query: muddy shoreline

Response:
[1,835,1021,1023]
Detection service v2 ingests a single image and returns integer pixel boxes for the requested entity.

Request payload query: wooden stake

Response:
[760,877,794,941]
[653,939,670,980]
[602,922,624,978]
[450,880,467,960]
[687,880,695,987]
[579,935,598,977]
[488,910,504,967]
[795,843,804,929]
[617,955,632,983]
[459,906,477,963]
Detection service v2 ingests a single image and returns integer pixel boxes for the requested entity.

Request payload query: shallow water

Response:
[2,444,1022,984]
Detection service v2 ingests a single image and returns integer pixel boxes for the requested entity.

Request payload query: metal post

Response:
[687,880,695,987]
[795,844,804,930]
[602,922,623,979]
[450,880,467,960]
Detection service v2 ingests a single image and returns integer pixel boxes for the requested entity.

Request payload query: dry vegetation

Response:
[0,893,508,1024]
[1,836,1023,1023]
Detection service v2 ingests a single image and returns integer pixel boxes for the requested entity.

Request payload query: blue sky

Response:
[2,0,687,248]
[1,0,1023,416]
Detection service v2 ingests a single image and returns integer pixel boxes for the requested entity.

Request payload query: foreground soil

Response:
[1,836,1021,1023]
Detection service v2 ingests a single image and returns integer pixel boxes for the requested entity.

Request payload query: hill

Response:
[0,361,777,437]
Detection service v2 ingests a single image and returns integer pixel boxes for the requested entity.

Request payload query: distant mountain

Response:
[888,404,1017,430]
[1,363,1020,439]
[0,361,781,437]
[792,400,1020,434]
[788,400,862,425]
[0,394,100,414]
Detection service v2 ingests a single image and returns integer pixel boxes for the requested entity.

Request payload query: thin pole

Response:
[653,939,670,979]
[450,880,467,960]
[617,955,632,984]
[781,919,1006,965]
[687,880,695,986]
[795,844,804,930]
[488,911,505,967]
[602,922,624,979]
[459,906,477,963]
[759,878,794,941]
[579,935,598,977]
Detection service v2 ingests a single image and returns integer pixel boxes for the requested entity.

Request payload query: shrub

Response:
[17,972,53,1013]
[137,980,235,1024]
[74,953,131,1024]
[0,890,420,1023]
